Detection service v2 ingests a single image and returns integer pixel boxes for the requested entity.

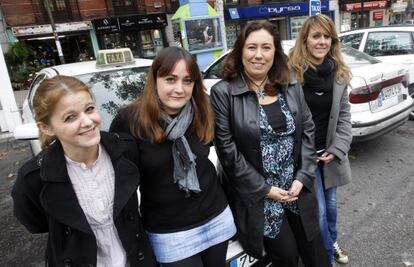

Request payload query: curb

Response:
[0,135,29,151]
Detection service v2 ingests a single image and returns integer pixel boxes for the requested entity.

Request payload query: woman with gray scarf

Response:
[110,47,236,267]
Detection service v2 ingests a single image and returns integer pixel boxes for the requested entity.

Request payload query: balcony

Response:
[33,0,81,24]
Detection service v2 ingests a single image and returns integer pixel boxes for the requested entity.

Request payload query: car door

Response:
[339,32,366,50]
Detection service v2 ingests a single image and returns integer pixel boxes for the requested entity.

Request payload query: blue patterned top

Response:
[259,94,300,238]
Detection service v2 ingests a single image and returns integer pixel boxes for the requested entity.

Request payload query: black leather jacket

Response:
[210,76,319,258]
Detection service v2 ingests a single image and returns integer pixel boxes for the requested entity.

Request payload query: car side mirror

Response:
[13,123,39,140]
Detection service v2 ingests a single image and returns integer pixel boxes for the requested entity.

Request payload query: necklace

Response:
[240,73,268,100]
[251,77,268,100]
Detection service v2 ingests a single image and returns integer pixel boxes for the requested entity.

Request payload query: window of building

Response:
[112,0,137,15]
[42,0,73,22]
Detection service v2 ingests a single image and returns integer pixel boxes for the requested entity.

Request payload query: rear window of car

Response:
[341,45,380,68]
[339,33,364,49]
[364,31,414,57]
[77,67,150,131]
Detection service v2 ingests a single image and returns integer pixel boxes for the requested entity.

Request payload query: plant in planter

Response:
[4,42,34,90]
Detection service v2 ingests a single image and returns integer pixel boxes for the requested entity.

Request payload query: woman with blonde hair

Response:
[110,46,236,267]
[12,75,156,266]
[289,14,353,264]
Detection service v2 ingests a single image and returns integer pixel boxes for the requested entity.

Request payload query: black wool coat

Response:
[210,76,319,259]
[12,132,156,267]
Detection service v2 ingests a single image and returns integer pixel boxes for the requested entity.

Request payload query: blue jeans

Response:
[316,165,337,261]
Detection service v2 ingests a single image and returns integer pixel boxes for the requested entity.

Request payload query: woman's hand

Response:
[317,152,336,164]
[267,186,298,202]
[287,180,303,197]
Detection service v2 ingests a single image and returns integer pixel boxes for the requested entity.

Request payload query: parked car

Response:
[12,48,269,267]
[203,40,413,142]
[338,26,414,119]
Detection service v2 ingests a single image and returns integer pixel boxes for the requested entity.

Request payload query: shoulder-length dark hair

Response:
[129,46,214,144]
[222,20,291,94]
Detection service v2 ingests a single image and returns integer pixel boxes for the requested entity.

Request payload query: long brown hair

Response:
[222,20,291,95]
[129,46,214,144]
[289,14,352,86]
[32,75,93,149]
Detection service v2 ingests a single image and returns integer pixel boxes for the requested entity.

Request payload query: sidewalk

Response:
[0,90,28,143]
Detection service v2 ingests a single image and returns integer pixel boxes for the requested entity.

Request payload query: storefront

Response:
[340,0,389,31]
[11,21,95,66]
[389,0,411,24]
[224,0,331,47]
[92,13,168,58]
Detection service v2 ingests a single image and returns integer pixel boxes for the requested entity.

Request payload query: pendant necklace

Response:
[251,77,268,100]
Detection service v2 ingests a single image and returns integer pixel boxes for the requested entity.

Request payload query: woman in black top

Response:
[110,47,236,267]
[289,14,353,264]
[210,21,330,267]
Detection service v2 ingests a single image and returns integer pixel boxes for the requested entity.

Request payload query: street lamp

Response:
[43,0,65,64]
[360,0,364,28]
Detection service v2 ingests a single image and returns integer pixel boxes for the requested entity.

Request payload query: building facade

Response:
[0,0,183,66]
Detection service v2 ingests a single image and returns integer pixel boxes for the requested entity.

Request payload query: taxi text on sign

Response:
[309,0,321,16]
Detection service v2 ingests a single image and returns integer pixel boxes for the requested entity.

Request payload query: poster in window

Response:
[184,17,223,53]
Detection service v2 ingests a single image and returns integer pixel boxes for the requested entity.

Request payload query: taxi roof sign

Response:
[96,48,135,68]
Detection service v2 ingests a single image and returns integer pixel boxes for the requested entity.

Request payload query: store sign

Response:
[373,11,384,20]
[92,18,120,33]
[391,1,408,12]
[56,21,92,32]
[12,21,92,37]
[343,1,387,12]
[93,13,167,33]
[225,0,329,20]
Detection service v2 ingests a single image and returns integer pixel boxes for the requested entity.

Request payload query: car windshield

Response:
[77,67,150,131]
[340,45,380,68]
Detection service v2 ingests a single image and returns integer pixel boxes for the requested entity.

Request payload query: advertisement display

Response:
[184,17,223,53]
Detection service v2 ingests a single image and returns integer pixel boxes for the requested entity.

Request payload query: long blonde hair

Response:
[32,75,93,149]
[289,14,352,86]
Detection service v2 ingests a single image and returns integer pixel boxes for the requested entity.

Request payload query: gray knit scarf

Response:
[162,100,201,197]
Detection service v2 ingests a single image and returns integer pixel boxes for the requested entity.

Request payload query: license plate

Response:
[229,253,258,267]
[371,84,403,112]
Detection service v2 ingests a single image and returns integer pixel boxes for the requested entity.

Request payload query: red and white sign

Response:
[373,11,384,20]
[12,21,92,37]
[343,1,387,12]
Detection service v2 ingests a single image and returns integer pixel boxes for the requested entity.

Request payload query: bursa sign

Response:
[225,0,329,20]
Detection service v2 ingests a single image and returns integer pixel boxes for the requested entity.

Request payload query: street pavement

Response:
[0,120,413,267]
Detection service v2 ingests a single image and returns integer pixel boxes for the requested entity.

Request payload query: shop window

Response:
[139,30,164,58]
[225,0,239,5]
[113,0,138,15]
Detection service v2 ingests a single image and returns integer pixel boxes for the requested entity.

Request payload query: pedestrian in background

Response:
[289,14,353,265]
[110,46,236,267]
[12,75,156,267]
[210,21,330,267]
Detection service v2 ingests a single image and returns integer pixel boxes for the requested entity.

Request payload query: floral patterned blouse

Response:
[259,94,300,238]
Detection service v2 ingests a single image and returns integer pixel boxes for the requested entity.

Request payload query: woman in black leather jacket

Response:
[210,21,330,267]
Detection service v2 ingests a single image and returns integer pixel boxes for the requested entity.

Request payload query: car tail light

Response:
[349,74,408,104]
